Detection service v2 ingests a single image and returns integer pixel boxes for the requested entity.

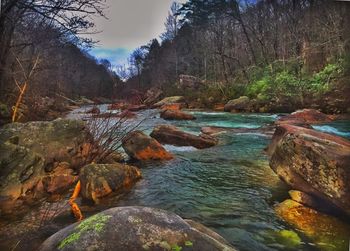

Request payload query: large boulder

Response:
[224,96,250,112]
[268,124,350,216]
[0,119,91,214]
[151,125,218,149]
[79,163,141,202]
[276,109,333,126]
[122,131,173,161]
[275,199,350,251]
[160,109,195,120]
[153,96,185,108]
[39,206,236,251]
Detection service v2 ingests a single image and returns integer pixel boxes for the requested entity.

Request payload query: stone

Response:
[268,124,350,216]
[161,103,186,111]
[151,125,218,149]
[224,96,250,112]
[276,109,333,126]
[0,119,92,214]
[122,131,173,161]
[160,109,195,120]
[177,75,204,89]
[39,206,236,251]
[153,96,185,108]
[275,199,350,251]
[79,163,141,202]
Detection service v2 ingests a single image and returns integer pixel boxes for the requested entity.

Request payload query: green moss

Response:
[277,230,302,247]
[58,213,112,249]
[171,244,182,251]
[58,232,81,249]
[185,240,193,247]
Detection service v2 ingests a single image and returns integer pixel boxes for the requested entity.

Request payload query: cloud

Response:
[84,0,187,66]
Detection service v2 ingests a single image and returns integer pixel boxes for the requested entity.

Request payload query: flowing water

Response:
[1,108,349,251]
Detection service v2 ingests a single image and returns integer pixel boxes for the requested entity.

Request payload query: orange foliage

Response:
[69,180,83,221]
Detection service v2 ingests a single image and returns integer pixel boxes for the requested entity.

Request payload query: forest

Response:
[124,0,350,113]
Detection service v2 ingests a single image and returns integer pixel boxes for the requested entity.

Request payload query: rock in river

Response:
[276,108,333,126]
[275,199,350,251]
[224,96,250,112]
[122,131,173,161]
[160,109,195,120]
[39,206,236,251]
[151,125,218,149]
[268,123,350,216]
[153,96,185,107]
[0,119,92,214]
[79,163,141,202]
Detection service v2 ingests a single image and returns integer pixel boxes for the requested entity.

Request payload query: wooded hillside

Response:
[124,0,350,113]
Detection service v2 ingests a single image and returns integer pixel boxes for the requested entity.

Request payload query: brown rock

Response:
[276,109,333,126]
[79,163,141,202]
[268,124,350,216]
[122,131,173,161]
[151,125,218,149]
[42,162,78,194]
[160,109,195,120]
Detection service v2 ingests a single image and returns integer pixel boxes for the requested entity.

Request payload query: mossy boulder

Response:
[39,206,236,251]
[224,96,250,112]
[79,163,142,202]
[275,199,350,251]
[153,96,185,107]
[0,119,92,214]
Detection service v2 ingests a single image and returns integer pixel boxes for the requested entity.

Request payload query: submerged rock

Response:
[151,125,218,149]
[268,124,350,216]
[275,199,350,251]
[79,163,141,202]
[39,206,236,251]
[160,109,195,120]
[0,119,92,214]
[224,96,250,112]
[122,131,173,161]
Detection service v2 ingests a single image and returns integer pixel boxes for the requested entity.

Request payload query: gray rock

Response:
[39,206,236,251]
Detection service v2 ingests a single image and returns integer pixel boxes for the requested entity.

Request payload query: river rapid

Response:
[1,107,349,251]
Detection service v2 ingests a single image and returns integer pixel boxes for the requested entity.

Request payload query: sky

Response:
[86,0,186,67]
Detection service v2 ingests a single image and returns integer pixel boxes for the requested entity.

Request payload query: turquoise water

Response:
[312,120,350,138]
[105,111,324,251]
[2,110,348,251]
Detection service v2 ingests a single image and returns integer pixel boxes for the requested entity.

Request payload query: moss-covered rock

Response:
[0,119,92,214]
[275,199,350,251]
[39,206,236,251]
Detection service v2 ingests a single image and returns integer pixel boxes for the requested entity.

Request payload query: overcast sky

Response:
[86,0,186,67]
